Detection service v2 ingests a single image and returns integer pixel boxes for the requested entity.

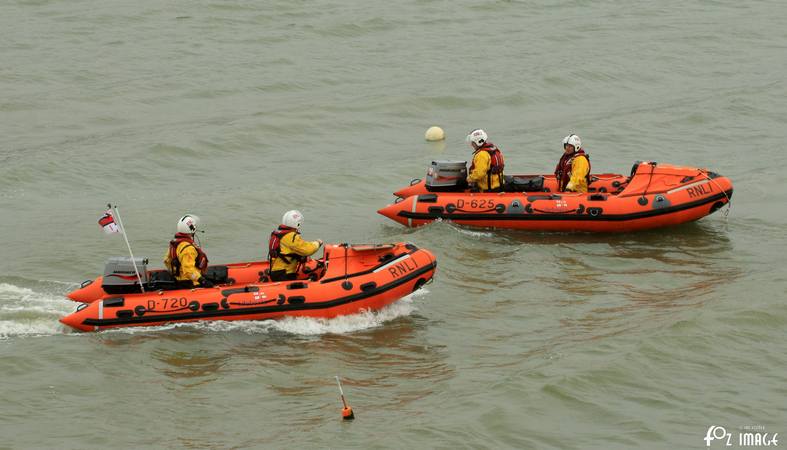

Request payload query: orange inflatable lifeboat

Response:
[60,242,437,332]
[378,161,733,232]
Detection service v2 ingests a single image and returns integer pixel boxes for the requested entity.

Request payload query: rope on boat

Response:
[700,171,732,221]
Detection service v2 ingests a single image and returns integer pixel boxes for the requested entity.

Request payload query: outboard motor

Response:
[101,257,149,294]
[425,160,468,192]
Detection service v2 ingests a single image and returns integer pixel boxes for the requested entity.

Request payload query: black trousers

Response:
[269,270,297,282]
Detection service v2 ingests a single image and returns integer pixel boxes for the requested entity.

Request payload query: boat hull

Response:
[379,163,733,232]
[61,243,437,332]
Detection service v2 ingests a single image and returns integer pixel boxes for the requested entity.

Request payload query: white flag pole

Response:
[110,203,145,293]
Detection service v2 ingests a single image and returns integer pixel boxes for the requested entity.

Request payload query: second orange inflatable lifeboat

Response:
[378,161,733,232]
[61,243,437,332]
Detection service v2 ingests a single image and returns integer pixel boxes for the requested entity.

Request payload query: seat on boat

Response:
[503,175,545,192]
[146,270,191,291]
[205,265,229,284]
[144,266,230,291]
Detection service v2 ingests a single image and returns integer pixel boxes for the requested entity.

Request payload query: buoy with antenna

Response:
[335,376,355,420]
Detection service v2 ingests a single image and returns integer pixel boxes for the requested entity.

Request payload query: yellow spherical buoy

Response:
[425,126,445,142]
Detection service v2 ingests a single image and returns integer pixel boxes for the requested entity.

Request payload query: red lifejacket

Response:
[168,233,208,276]
[555,149,591,191]
[470,142,505,188]
[268,225,303,264]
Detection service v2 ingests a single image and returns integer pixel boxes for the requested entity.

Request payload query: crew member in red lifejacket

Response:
[268,210,323,282]
[164,214,212,287]
[466,129,505,192]
[555,133,591,193]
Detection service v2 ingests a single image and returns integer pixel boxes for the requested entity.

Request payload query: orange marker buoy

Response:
[335,376,355,420]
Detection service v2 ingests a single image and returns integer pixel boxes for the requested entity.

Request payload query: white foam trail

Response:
[268,292,420,335]
[102,288,430,336]
[0,321,68,339]
[0,283,72,339]
[445,222,494,238]
[0,283,36,296]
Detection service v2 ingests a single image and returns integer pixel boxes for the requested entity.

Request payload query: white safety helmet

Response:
[466,129,488,148]
[564,134,582,151]
[282,210,304,230]
[176,214,200,234]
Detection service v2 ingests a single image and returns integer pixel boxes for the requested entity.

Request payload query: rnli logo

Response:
[687,183,713,198]
[388,258,419,278]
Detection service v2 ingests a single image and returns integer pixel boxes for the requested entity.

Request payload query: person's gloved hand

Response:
[198,277,214,288]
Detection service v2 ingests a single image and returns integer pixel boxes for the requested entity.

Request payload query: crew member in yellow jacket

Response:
[555,134,591,193]
[268,210,323,281]
[466,129,506,192]
[164,214,212,287]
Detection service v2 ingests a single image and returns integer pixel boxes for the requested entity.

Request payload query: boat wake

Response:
[0,282,74,339]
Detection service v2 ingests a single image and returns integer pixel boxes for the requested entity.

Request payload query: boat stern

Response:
[66,277,105,303]
[378,198,414,227]
[393,179,429,198]
[60,303,95,332]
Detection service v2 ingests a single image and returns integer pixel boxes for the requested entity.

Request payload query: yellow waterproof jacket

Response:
[164,241,204,285]
[271,231,321,274]
[565,155,590,193]
[467,151,501,192]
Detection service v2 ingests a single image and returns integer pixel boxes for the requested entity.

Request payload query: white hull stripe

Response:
[667,179,710,195]
[96,300,104,331]
[373,254,412,273]
[408,196,417,227]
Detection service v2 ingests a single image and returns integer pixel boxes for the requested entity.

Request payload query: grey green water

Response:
[1,0,786,448]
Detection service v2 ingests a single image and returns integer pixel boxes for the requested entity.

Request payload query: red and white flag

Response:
[98,209,120,234]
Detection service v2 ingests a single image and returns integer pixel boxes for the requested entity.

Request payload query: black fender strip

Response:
[287,296,306,305]
[221,286,259,297]
[532,208,578,215]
